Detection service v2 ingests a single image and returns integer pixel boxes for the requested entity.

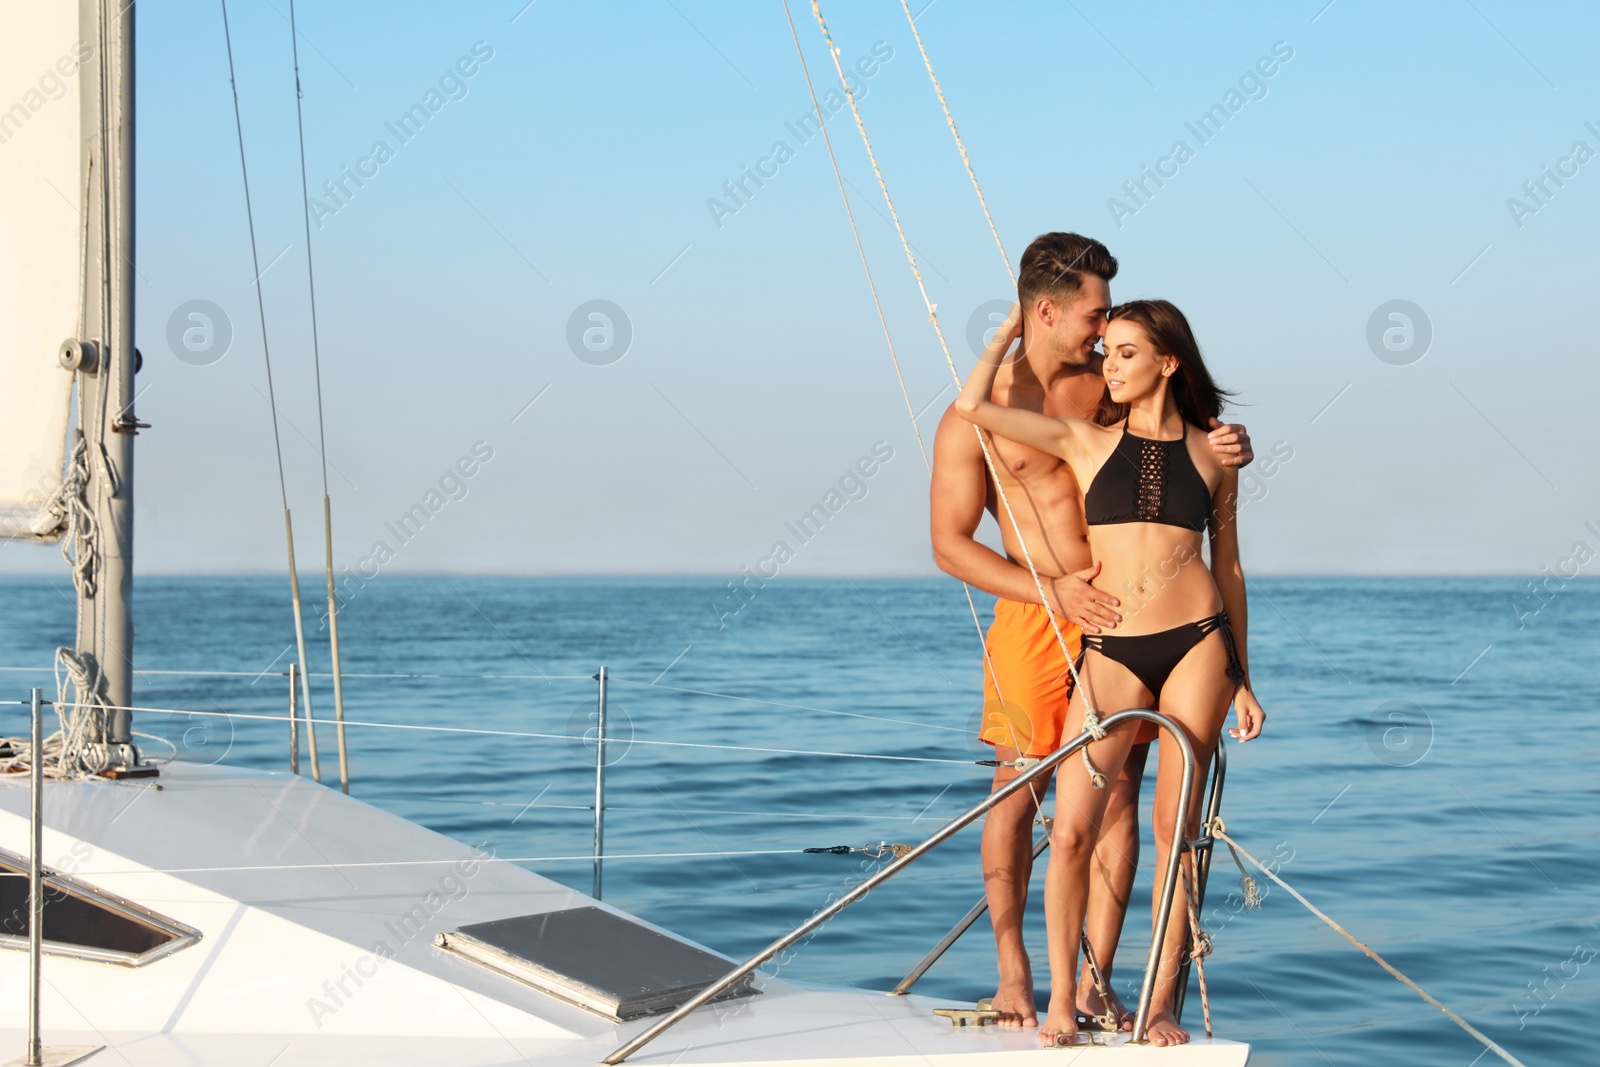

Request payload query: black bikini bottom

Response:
[1078,611,1245,702]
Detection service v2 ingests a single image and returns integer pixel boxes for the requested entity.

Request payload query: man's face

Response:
[1037,275,1111,367]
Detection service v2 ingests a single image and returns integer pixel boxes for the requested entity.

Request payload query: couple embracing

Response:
[930,232,1267,1047]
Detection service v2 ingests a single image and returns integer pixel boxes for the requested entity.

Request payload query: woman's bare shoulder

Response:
[1184,422,1230,486]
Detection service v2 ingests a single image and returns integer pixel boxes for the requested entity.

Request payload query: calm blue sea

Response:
[0,575,1594,1066]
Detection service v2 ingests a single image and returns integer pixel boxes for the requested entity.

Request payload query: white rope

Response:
[1212,821,1528,1067]
[1180,859,1215,1038]
[792,23,1118,1006]
[805,0,1104,784]
[0,656,180,781]
[53,649,109,777]
[774,0,1003,722]
[896,0,1015,287]
[35,444,113,776]
[39,436,97,591]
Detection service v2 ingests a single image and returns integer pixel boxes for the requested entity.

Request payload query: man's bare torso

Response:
[980,355,1107,580]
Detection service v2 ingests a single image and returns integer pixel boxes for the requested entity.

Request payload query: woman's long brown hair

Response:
[1096,299,1234,428]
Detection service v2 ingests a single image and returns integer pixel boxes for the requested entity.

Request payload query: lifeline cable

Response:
[0,665,964,735]
[52,700,982,765]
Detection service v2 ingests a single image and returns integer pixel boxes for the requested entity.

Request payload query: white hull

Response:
[0,763,1248,1065]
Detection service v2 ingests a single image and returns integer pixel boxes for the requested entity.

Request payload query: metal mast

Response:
[72,0,144,773]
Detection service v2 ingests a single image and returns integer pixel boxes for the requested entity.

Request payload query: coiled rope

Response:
[1210,820,1527,1067]
[47,437,97,594]
[0,686,175,782]
[43,436,117,777]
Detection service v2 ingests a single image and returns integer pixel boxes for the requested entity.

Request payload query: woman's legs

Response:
[1037,651,1148,1046]
[1141,631,1235,1046]
[1076,739,1149,1028]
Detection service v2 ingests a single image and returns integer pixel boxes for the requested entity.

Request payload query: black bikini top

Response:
[1083,425,1213,532]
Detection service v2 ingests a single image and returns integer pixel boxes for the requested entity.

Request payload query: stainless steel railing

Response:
[602,707,1199,1064]
[27,688,43,1066]
[891,739,1229,1025]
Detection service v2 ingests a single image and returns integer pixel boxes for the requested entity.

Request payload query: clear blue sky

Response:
[6,0,1596,577]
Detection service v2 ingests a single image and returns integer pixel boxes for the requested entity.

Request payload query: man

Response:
[930,232,1252,1029]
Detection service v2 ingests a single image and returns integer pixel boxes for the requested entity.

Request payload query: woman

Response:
[955,298,1266,1047]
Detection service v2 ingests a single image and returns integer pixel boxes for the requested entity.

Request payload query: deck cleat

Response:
[932,1000,1002,1027]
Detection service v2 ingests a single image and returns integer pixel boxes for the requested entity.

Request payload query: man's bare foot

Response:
[1143,1008,1190,1047]
[1075,981,1132,1032]
[986,978,1038,1029]
[1038,997,1084,1047]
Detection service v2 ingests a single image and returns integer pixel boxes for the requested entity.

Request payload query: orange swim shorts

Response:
[978,599,1084,758]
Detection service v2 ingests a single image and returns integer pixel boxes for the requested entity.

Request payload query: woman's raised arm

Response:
[952,302,1085,462]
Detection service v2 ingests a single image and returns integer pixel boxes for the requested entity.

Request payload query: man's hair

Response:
[1017,232,1118,310]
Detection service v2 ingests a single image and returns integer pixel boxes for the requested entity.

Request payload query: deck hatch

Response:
[0,845,201,966]
[436,906,758,1020]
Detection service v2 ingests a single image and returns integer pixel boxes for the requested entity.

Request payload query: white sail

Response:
[0,8,89,541]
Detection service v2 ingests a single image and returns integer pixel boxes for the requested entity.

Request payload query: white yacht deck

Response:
[0,763,1248,1066]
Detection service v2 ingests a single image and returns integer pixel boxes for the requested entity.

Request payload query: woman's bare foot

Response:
[1143,1008,1190,1046]
[986,979,1037,1029]
[1074,979,1132,1032]
[1038,997,1084,1047]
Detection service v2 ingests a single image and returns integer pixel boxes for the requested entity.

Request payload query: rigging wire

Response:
[801,7,1128,1011]
[773,15,1075,983]
[286,0,351,795]
[773,0,1005,742]
[896,0,1015,286]
[794,0,1104,786]
[218,0,322,783]
[1213,822,1528,1067]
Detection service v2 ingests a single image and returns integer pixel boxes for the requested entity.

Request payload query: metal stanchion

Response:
[12,688,107,1067]
[27,688,43,1066]
[592,665,608,901]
